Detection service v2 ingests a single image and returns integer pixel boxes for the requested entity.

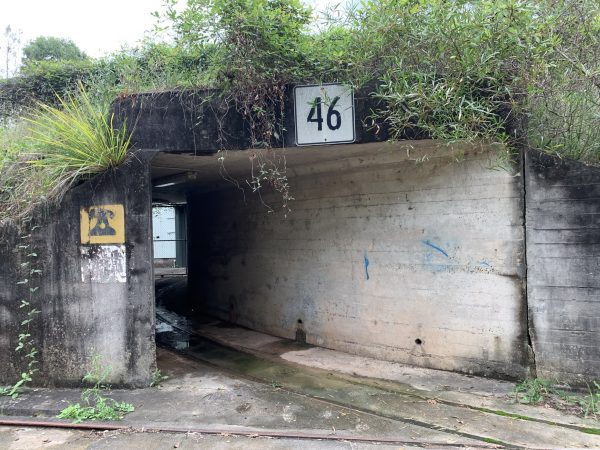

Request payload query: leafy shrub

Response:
[148,0,600,165]
[0,123,49,223]
[2,0,600,190]
[158,0,313,146]
[57,354,135,423]
[0,60,97,116]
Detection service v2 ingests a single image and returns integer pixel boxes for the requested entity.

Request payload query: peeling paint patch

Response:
[80,245,126,283]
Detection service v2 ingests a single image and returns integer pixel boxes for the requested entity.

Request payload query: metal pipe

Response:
[0,417,496,447]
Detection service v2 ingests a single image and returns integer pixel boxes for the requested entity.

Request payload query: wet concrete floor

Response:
[1,276,599,448]
[153,302,600,449]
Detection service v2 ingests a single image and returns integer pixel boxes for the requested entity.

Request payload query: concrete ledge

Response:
[112,86,390,154]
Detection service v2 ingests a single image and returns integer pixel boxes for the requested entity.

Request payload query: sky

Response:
[1,0,344,63]
[1,0,166,59]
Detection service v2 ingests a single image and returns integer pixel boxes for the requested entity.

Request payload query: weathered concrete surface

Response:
[0,227,19,385]
[113,87,388,154]
[0,349,491,448]
[525,150,600,383]
[0,151,156,387]
[191,316,600,430]
[2,343,599,449]
[0,428,439,450]
[187,141,531,379]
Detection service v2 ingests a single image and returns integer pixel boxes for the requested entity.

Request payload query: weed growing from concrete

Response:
[514,378,600,419]
[0,224,42,398]
[514,378,556,404]
[25,83,132,198]
[150,368,168,387]
[58,354,135,423]
[580,382,600,419]
[0,83,132,224]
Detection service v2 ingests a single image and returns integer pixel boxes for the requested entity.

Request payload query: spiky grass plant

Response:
[26,83,132,198]
[0,85,132,224]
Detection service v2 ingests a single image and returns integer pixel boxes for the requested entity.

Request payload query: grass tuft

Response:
[0,84,132,223]
[25,83,131,197]
[514,378,600,420]
[514,378,556,405]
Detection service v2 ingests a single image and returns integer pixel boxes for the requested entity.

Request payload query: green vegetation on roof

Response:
[1,0,600,220]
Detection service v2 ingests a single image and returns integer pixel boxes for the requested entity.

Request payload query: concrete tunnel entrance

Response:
[149,144,344,347]
[148,140,531,380]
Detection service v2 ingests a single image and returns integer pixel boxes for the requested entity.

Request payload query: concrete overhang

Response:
[150,140,477,203]
[113,86,391,156]
[112,86,428,203]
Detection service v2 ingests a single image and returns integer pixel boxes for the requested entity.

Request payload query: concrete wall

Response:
[0,226,19,383]
[113,87,388,154]
[0,151,156,387]
[525,150,600,383]
[188,141,532,379]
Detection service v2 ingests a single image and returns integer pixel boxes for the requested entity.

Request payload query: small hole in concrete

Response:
[295,320,306,344]
[415,338,423,345]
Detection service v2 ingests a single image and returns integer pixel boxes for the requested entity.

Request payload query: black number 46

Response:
[307,96,341,131]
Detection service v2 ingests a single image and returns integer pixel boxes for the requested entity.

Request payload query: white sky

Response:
[1,0,343,59]
[1,0,166,58]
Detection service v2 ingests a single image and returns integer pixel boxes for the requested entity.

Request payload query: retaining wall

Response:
[525,150,600,383]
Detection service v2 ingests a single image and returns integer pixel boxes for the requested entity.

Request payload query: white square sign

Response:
[294,84,355,146]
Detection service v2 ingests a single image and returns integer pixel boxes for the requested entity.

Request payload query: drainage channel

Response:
[156,312,531,449]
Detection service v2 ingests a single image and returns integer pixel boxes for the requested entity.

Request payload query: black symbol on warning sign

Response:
[89,208,116,236]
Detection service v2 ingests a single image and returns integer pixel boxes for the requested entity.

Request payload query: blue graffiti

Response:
[364,253,370,280]
[478,260,491,268]
[421,240,449,258]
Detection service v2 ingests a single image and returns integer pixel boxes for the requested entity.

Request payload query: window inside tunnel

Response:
[151,167,195,351]
[152,203,190,325]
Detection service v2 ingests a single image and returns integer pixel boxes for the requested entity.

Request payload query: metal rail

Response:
[0,417,497,447]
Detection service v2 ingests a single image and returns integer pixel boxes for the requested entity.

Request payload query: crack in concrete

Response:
[521,149,538,377]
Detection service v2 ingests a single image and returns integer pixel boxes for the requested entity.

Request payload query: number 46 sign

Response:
[294,84,355,146]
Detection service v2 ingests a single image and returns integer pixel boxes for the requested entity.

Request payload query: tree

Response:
[22,36,87,65]
[2,25,22,78]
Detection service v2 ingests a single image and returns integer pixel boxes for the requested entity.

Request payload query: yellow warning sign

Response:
[80,204,125,244]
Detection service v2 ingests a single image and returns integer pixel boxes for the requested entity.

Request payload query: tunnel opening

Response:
[149,149,260,352]
[149,144,395,356]
[148,141,531,380]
